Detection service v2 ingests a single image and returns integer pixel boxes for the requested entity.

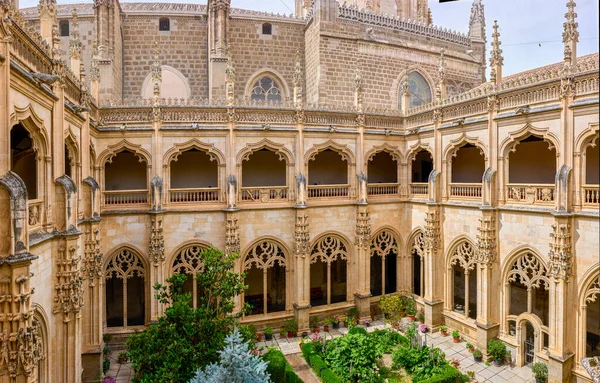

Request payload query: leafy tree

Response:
[126,248,247,383]
[189,327,270,383]
[323,332,383,383]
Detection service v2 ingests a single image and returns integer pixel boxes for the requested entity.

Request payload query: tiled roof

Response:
[501,52,599,82]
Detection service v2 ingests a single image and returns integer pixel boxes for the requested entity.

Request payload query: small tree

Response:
[189,327,270,383]
[127,248,247,383]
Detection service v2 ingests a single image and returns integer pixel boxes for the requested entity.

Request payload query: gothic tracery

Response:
[507,252,550,291]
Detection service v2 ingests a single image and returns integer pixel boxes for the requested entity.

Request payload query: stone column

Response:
[208,0,230,101]
[148,214,165,321]
[422,208,443,326]
[293,212,310,333]
[224,213,241,312]
[474,209,500,354]
[547,217,576,383]
[354,206,371,322]
[0,2,11,175]
[68,9,82,78]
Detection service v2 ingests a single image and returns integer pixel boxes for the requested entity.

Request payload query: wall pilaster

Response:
[423,207,443,326]
[293,211,310,332]
[354,205,371,321]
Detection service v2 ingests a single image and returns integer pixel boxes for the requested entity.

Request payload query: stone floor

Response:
[109,320,536,383]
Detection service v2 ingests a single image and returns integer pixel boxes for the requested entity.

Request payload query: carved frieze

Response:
[54,244,84,322]
[355,209,371,249]
[82,228,103,285]
[294,214,310,257]
[149,218,165,264]
[225,216,240,256]
[424,211,440,253]
[476,216,496,265]
[548,223,572,280]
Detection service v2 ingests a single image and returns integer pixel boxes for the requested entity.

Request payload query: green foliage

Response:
[348,326,368,336]
[324,316,336,326]
[439,326,448,332]
[102,359,110,374]
[262,348,286,382]
[239,325,257,350]
[323,332,383,383]
[392,345,451,382]
[379,295,405,323]
[531,362,548,383]
[472,349,483,359]
[284,364,303,383]
[487,339,507,361]
[417,312,425,323]
[320,368,344,383]
[451,330,460,338]
[405,295,417,315]
[368,329,408,354]
[415,364,469,383]
[126,248,247,383]
[310,316,319,329]
[301,342,318,360]
[309,354,329,376]
[347,307,360,320]
[264,326,273,336]
[284,318,298,334]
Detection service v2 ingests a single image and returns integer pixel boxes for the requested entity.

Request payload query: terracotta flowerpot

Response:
[344,322,348,328]
[468,348,474,353]
[118,357,126,364]
[257,334,262,342]
[323,325,329,332]
[313,328,319,334]
[287,331,294,338]
[280,333,286,339]
[453,337,460,343]
[408,315,416,321]
[441,331,448,336]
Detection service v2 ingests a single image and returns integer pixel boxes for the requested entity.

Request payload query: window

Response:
[411,231,425,296]
[171,244,208,308]
[449,241,478,320]
[10,124,37,199]
[159,17,170,31]
[59,20,69,37]
[105,249,146,328]
[370,230,399,297]
[399,71,432,110]
[262,23,272,35]
[250,76,282,102]
[310,236,348,306]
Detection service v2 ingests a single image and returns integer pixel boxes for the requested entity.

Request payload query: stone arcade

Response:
[0,0,598,381]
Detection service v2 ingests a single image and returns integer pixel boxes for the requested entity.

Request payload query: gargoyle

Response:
[514,105,531,115]
[30,72,61,86]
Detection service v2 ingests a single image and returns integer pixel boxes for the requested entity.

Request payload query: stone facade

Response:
[1,0,599,382]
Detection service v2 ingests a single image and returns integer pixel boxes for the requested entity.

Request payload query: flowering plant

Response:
[102,377,116,383]
[334,314,343,322]
[364,319,371,326]
[451,358,460,368]
[418,323,429,333]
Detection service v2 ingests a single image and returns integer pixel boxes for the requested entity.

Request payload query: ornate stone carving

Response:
[450,241,477,272]
[68,8,82,60]
[310,236,348,264]
[548,223,572,280]
[412,231,426,258]
[355,209,371,249]
[476,216,496,264]
[172,244,207,274]
[226,175,237,209]
[436,48,445,101]
[225,48,235,106]
[296,173,307,207]
[357,171,367,204]
[243,241,287,271]
[28,204,39,225]
[562,0,579,46]
[149,218,165,264]
[151,41,161,97]
[354,67,364,111]
[54,244,84,322]
[424,211,440,253]
[82,228,103,285]
[225,216,240,255]
[89,42,100,81]
[294,214,310,257]
[37,0,56,18]
[490,20,503,84]
[507,252,550,291]
[370,230,398,258]
[93,0,112,8]
[293,50,303,108]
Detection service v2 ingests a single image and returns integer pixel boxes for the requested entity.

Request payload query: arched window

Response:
[507,252,549,326]
[509,136,556,184]
[310,236,348,306]
[399,71,432,110]
[582,273,600,358]
[59,20,69,37]
[448,241,477,320]
[169,148,219,203]
[370,230,399,297]
[159,17,170,31]
[241,148,288,202]
[10,124,37,199]
[411,150,433,183]
[105,248,146,328]
[410,231,425,297]
[64,144,73,178]
[368,151,398,184]
[451,144,485,183]
[243,240,288,315]
[308,149,348,186]
[32,311,47,383]
[171,244,208,308]
[583,135,599,205]
[104,150,148,205]
[262,23,272,35]
[250,76,282,102]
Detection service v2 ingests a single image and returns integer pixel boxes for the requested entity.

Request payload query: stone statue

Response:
[226,175,237,209]
[296,173,307,207]
[357,171,368,204]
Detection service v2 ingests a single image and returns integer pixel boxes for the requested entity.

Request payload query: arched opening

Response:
[450,144,485,198]
[105,248,146,328]
[241,148,287,202]
[583,275,600,358]
[308,149,349,198]
[59,20,69,37]
[169,149,219,203]
[10,124,37,199]
[243,241,287,315]
[32,312,48,383]
[411,150,432,196]
[250,76,282,102]
[507,136,556,204]
[368,152,398,196]
[262,23,272,35]
[399,71,432,110]
[104,150,148,205]
[370,230,399,297]
[448,241,477,320]
[524,321,535,365]
[411,232,425,297]
[171,244,207,308]
[64,144,73,178]
[310,236,348,307]
[142,65,191,99]
[584,137,599,205]
[159,17,170,31]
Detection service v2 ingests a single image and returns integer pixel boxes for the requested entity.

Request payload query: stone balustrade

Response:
[169,188,220,203]
[449,183,482,199]
[505,184,555,205]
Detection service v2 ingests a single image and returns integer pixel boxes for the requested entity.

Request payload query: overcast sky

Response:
[19,0,599,76]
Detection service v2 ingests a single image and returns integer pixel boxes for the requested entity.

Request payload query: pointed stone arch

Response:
[98,140,152,166]
[309,232,352,306]
[0,171,29,255]
[164,139,225,166]
[574,123,599,155]
[370,227,402,296]
[10,104,50,158]
[445,236,478,318]
[407,227,425,297]
[499,123,560,159]
[443,133,488,163]
[304,140,355,166]
[236,138,294,165]
[365,143,403,166]
[167,241,213,309]
[391,66,436,109]
[244,68,291,102]
[576,264,600,368]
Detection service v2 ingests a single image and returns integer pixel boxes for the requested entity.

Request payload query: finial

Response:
[151,41,161,97]
[90,41,100,81]
[37,0,56,17]
[68,8,82,60]
[563,0,578,64]
[490,20,503,84]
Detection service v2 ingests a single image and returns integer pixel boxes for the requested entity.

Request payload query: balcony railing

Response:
[583,185,599,205]
[410,183,428,197]
[449,183,482,199]
[308,184,350,199]
[367,183,399,197]
[104,190,149,206]
[240,187,289,203]
[169,188,220,203]
[506,184,555,205]
[28,199,44,229]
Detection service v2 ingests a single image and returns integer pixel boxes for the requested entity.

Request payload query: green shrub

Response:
[487,339,507,361]
[285,364,303,383]
[348,326,368,336]
[262,348,286,382]
[309,354,328,376]
[239,324,257,350]
[323,332,383,383]
[301,342,316,360]
[379,294,405,323]
[347,307,360,320]
[369,329,408,354]
[320,368,343,383]
[415,364,468,383]
[531,362,548,383]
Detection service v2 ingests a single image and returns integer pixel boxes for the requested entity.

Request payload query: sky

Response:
[18,0,599,76]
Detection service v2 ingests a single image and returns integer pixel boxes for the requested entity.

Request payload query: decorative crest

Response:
[37,0,56,17]
[89,41,100,81]
[68,8,82,60]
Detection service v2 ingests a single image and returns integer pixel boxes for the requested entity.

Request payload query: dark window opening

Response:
[262,23,272,35]
[59,20,69,37]
[412,150,433,183]
[10,124,37,199]
[159,17,170,31]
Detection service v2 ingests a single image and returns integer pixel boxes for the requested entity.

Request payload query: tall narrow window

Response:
[370,230,399,297]
[10,124,37,199]
[411,231,425,297]
[310,236,348,307]
[105,249,146,328]
[171,244,207,308]
[59,20,69,37]
[449,241,477,320]
[262,23,272,35]
[159,17,170,31]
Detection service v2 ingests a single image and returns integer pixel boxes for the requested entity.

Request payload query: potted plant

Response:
[406,305,416,321]
[466,343,474,353]
[440,325,448,336]
[419,323,429,333]
[333,314,342,329]
[117,351,128,364]
[452,330,460,343]
[417,311,425,324]
[465,371,476,382]
[310,316,319,334]
[279,327,286,339]
[343,316,349,328]
[364,319,371,328]
[256,332,263,342]
[488,339,507,366]
[264,326,273,341]
[531,362,548,383]
[323,316,334,331]
[473,349,483,362]
[451,358,460,368]
[284,318,298,338]
[102,346,111,358]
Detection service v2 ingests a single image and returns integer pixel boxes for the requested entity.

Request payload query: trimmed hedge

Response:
[262,348,302,383]
[301,342,343,382]
[416,364,468,383]
[348,326,368,336]
[309,353,328,376]
[320,368,343,383]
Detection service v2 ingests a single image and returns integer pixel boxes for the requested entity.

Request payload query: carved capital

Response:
[149,218,165,264]
[225,216,240,255]
[355,209,371,249]
[294,214,310,257]
[548,223,572,280]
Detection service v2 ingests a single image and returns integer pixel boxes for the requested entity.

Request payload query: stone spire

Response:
[225,47,235,106]
[151,41,162,98]
[562,0,578,65]
[489,20,503,85]
[293,50,303,108]
[89,42,100,101]
[38,0,56,44]
[468,0,486,81]
[436,49,446,101]
[354,67,364,112]
[69,9,82,78]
